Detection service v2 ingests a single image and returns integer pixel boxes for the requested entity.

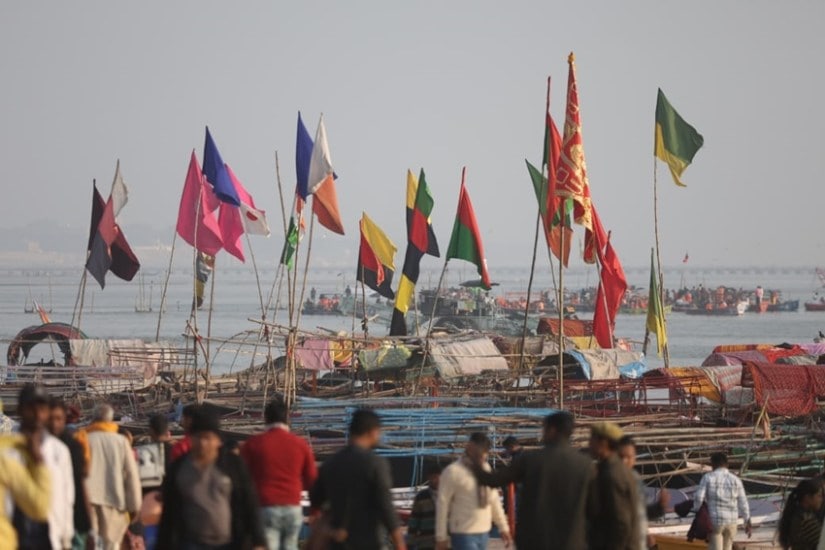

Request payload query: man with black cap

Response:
[471,411,594,550]
[12,384,75,550]
[157,408,266,550]
[588,422,640,550]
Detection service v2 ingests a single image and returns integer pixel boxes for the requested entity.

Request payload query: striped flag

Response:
[389,170,439,336]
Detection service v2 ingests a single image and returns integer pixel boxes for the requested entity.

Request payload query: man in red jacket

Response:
[241,398,317,550]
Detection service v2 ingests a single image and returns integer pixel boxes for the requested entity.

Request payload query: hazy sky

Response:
[1,1,823,270]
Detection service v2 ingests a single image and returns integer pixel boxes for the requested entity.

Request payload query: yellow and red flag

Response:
[556,53,606,264]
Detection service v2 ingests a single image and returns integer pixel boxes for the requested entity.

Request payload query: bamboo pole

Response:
[414,259,450,394]
[558,215,566,410]
[155,230,178,342]
[652,159,671,367]
[203,256,217,400]
[517,211,542,373]
[73,270,88,334]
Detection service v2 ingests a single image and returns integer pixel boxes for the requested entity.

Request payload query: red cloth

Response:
[748,362,816,417]
[170,435,191,462]
[241,427,318,507]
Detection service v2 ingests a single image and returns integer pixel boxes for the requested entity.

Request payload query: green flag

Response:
[279,216,299,269]
[645,249,668,356]
[655,88,704,187]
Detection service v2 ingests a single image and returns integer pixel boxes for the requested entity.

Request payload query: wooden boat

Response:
[684,301,748,316]
[766,299,799,312]
[806,300,825,312]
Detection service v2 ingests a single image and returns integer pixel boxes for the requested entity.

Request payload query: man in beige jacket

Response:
[84,405,141,550]
[436,433,511,550]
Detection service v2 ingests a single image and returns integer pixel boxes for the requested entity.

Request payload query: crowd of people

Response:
[1,383,824,550]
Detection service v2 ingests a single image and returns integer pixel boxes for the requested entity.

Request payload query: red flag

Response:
[358,232,385,288]
[583,203,608,265]
[176,151,223,256]
[593,238,627,348]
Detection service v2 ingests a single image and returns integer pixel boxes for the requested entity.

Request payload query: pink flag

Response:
[176,151,223,256]
[227,164,270,236]
[218,199,245,262]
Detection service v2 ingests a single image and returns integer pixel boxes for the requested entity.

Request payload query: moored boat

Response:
[684,300,748,316]
[806,299,825,312]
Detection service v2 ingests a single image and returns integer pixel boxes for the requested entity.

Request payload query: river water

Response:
[2,265,824,371]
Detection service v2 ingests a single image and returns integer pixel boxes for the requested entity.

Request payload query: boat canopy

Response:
[565,349,647,380]
[68,339,178,385]
[428,334,509,379]
[6,322,87,366]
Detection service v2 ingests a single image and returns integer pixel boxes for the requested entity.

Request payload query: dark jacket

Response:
[155,450,266,550]
[588,454,640,550]
[474,441,594,550]
[60,432,92,533]
[309,444,400,550]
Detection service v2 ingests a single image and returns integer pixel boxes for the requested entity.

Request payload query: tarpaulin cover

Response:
[491,336,560,369]
[294,339,333,372]
[537,318,593,337]
[359,343,412,372]
[747,362,817,417]
[761,346,805,364]
[800,343,825,356]
[775,355,818,365]
[712,344,774,354]
[665,367,721,402]
[69,339,174,383]
[806,366,825,398]
[702,351,766,367]
[566,349,646,380]
[705,365,743,393]
[429,335,509,379]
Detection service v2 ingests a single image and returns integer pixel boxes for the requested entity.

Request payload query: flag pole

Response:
[244,233,267,319]
[155,230,178,341]
[189,174,205,403]
[414,258,449,394]
[264,151,295,318]
[204,256,217,399]
[518,211,542,373]
[72,179,99,332]
[652,157,671,367]
[557,214,565,410]
[74,270,88,334]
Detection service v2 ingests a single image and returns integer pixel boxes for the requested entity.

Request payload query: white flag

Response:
[307,114,334,195]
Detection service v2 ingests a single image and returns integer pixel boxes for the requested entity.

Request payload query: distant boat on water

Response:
[805,268,825,312]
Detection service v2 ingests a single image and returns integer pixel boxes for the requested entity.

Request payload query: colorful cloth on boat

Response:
[294,339,333,372]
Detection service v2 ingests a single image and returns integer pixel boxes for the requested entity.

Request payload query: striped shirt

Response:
[694,467,750,528]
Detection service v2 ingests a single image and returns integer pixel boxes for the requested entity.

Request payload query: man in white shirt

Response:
[436,433,511,550]
[12,384,75,550]
[694,452,751,550]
